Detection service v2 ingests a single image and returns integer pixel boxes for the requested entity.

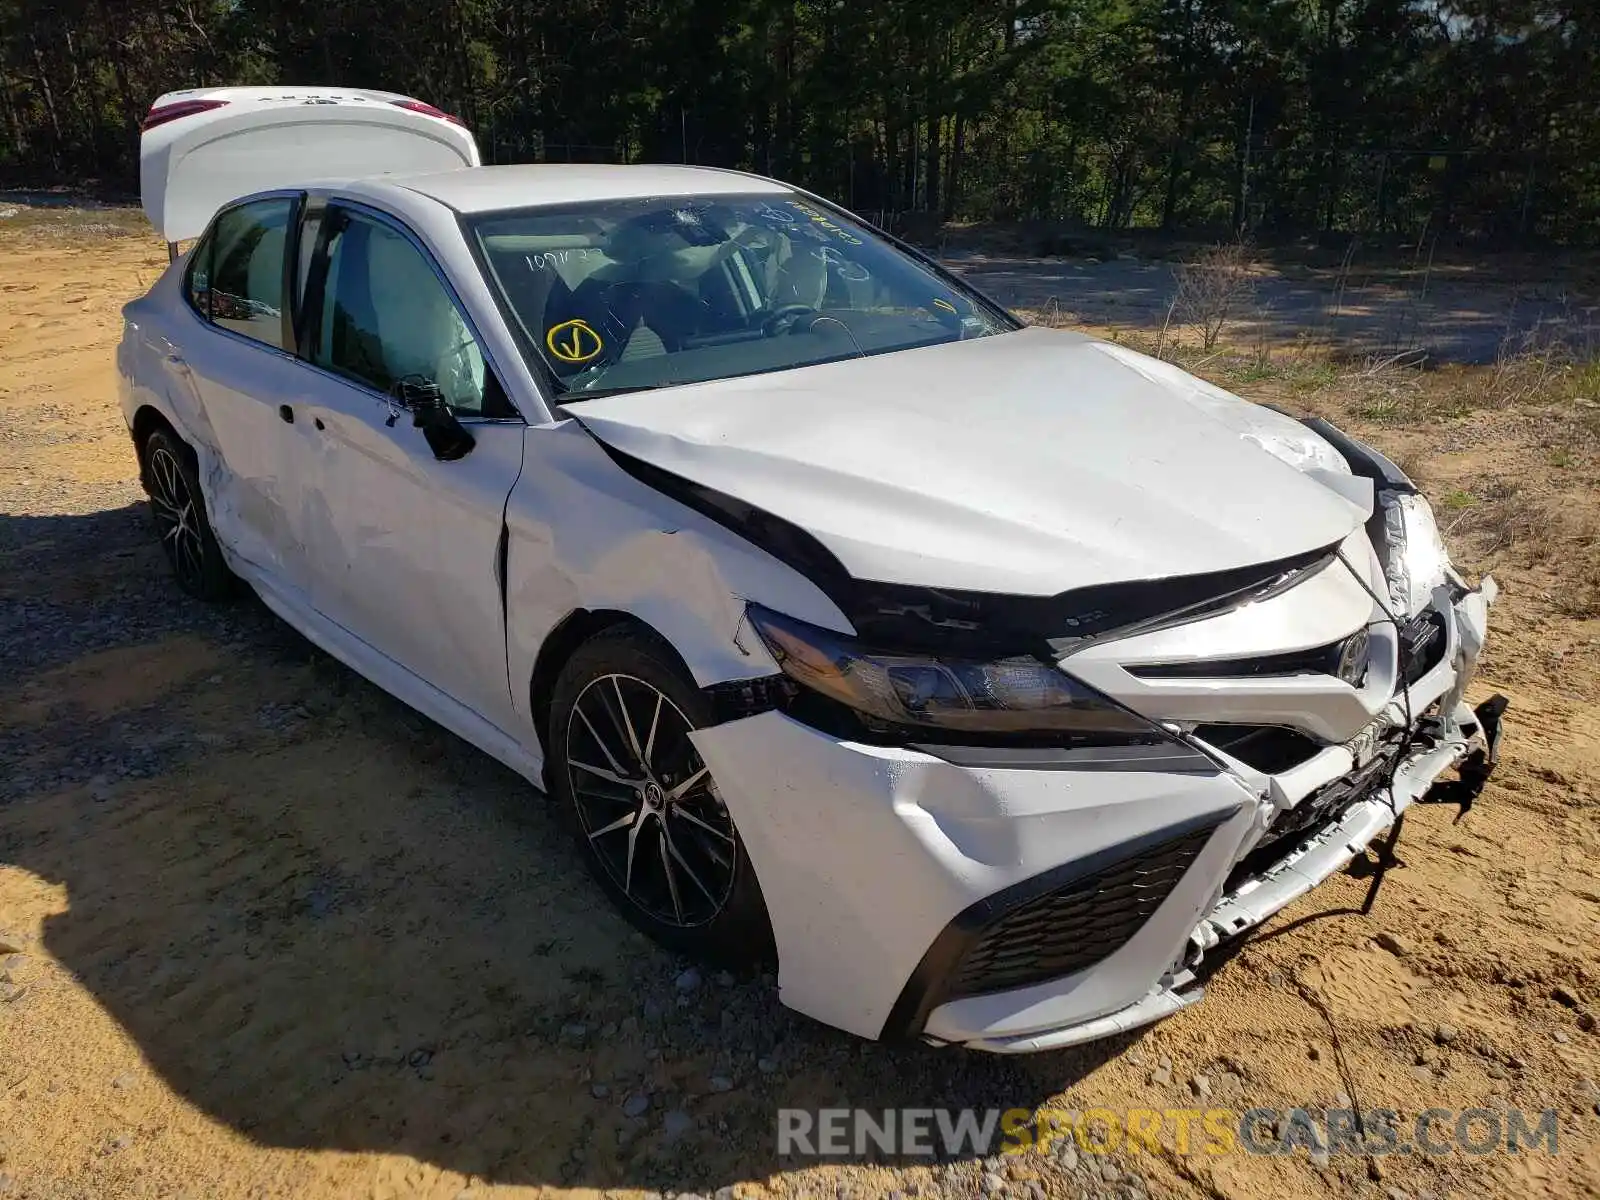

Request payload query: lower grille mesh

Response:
[947,824,1217,999]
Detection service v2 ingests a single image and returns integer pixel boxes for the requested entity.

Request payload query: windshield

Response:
[467,192,1016,399]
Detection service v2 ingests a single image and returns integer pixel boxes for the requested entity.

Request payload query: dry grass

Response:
[0,197,148,245]
[1318,301,1600,425]
[1446,462,1600,617]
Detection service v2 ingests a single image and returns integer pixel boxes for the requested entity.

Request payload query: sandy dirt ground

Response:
[2,215,1600,1200]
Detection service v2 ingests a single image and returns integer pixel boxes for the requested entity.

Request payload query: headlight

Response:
[1305,419,1455,620]
[1335,627,1371,687]
[1380,491,1452,617]
[745,604,1169,743]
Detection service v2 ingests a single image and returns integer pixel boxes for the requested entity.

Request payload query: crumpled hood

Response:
[567,327,1368,596]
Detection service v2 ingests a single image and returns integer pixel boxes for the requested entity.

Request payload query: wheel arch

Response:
[529,607,697,764]
[130,404,191,488]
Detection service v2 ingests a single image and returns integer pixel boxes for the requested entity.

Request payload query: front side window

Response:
[203,197,294,350]
[312,208,497,415]
[468,193,1017,400]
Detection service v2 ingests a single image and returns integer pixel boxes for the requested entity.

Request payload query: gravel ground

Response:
[0,231,1164,1200]
[1,496,1163,1200]
[3,224,1599,1200]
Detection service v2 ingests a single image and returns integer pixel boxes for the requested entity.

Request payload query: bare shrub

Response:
[1037,296,1070,328]
[1163,242,1259,354]
[1486,331,1571,408]
[1015,296,1083,330]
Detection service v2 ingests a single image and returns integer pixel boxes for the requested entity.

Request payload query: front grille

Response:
[1193,723,1325,773]
[1129,640,1348,680]
[946,824,1217,999]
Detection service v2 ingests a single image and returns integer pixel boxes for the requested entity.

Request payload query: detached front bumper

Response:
[691,576,1502,1053]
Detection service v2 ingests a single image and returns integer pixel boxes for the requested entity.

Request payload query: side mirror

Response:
[391,378,475,462]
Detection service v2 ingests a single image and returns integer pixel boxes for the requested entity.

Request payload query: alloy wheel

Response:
[564,673,737,928]
[148,445,206,592]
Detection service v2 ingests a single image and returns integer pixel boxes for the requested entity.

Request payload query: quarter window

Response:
[184,234,213,317]
[204,198,294,350]
[312,209,499,415]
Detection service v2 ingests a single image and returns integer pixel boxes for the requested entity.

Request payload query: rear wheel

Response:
[548,630,773,965]
[141,428,234,602]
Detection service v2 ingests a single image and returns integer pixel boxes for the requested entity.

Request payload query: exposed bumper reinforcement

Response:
[1196,576,1504,946]
[1199,735,1479,942]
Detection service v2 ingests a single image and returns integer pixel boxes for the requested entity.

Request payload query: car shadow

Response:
[1,504,1141,1194]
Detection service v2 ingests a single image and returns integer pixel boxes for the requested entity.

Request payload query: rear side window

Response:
[200,198,294,351]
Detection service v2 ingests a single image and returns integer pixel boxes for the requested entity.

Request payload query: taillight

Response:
[389,99,467,128]
[142,98,230,131]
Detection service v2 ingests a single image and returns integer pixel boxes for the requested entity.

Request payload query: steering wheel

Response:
[760,304,817,337]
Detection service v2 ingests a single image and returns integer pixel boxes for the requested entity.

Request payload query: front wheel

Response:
[141,427,235,602]
[548,630,774,966]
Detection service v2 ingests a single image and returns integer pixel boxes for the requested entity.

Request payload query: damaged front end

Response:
[898,417,1509,1054]
[1190,580,1505,959]
[912,565,1505,1055]
[1076,426,1511,1051]
[586,355,1507,1052]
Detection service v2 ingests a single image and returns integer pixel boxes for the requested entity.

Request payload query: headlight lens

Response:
[1335,627,1371,687]
[745,604,1165,741]
[1380,492,1452,617]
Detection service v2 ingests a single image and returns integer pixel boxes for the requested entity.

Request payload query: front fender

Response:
[503,419,851,750]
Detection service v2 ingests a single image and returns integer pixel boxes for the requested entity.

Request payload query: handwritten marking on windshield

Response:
[816,246,871,282]
[526,248,598,272]
[546,318,604,364]
[785,200,865,245]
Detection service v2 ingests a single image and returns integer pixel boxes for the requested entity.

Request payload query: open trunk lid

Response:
[140,86,480,243]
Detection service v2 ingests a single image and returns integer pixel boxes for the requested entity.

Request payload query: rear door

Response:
[178,193,320,600]
[294,200,526,730]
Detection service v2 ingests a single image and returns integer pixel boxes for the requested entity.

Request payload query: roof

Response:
[388,163,789,214]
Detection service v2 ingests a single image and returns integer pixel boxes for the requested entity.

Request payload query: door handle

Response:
[278,404,294,424]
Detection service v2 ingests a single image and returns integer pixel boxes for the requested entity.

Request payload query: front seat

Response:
[364,224,485,410]
[769,242,828,309]
[570,218,709,359]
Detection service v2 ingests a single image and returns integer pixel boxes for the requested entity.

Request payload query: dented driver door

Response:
[178,191,321,602]
[291,201,526,732]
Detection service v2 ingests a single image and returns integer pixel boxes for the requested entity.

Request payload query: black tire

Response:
[549,628,774,966]
[140,427,235,602]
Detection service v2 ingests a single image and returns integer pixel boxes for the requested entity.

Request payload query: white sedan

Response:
[119,87,1504,1052]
